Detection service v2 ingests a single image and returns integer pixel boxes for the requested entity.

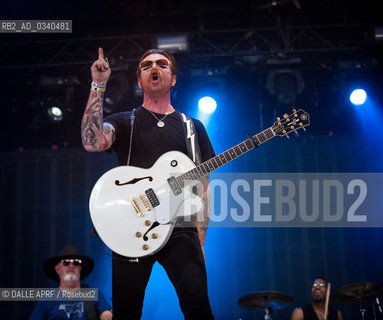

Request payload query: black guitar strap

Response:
[126,108,202,166]
[179,113,202,165]
[127,108,136,166]
[81,284,98,320]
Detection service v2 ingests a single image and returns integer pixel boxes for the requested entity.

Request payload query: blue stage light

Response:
[198,96,217,114]
[350,89,367,106]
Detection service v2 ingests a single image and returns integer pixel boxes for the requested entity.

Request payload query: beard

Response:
[312,296,325,303]
[63,273,80,282]
[312,292,325,303]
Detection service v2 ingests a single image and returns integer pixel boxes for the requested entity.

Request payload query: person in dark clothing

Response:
[291,277,343,320]
[30,244,112,320]
[81,48,214,320]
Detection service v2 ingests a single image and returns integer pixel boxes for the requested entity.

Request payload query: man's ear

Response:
[138,78,142,89]
[54,264,60,275]
[172,75,177,87]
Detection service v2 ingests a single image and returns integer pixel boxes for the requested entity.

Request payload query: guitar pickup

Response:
[145,188,159,208]
[167,176,182,196]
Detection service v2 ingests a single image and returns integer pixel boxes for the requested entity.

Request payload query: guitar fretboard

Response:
[175,127,275,188]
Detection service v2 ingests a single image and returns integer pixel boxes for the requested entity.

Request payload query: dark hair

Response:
[313,276,327,284]
[136,49,177,78]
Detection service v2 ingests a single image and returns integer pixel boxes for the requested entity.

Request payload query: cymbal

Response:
[332,282,383,303]
[238,291,294,310]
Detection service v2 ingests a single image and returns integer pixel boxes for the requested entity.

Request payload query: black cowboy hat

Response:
[43,244,94,282]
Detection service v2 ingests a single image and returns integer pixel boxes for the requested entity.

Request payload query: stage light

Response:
[198,97,217,114]
[47,106,63,121]
[266,69,304,105]
[156,35,188,52]
[349,89,367,106]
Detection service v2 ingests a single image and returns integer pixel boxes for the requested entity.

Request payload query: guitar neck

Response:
[175,127,275,187]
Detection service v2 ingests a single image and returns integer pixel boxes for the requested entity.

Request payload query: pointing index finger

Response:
[98,47,104,60]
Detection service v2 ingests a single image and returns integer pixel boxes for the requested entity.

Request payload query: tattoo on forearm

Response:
[81,92,106,149]
[93,115,101,131]
[83,127,96,145]
[196,183,211,239]
[199,200,210,231]
[100,134,109,150]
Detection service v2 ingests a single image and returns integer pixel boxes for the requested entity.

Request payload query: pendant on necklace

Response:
[157,121,165,128]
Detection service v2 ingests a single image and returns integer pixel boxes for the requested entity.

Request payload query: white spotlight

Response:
[198,97,217,114]
[48,106,63,121]
[350,89,367,106]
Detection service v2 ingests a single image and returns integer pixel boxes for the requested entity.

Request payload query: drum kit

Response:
[238,291,294,319]
[238,282,383,320]
[331,282,383,319]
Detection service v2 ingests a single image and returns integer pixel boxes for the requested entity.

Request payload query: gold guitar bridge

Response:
[130,197,142,216]
[139,194,151,211]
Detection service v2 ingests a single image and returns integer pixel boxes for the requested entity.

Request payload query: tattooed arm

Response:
[196,176,211,258]
[81,91,115,151]
[81,47,114,152]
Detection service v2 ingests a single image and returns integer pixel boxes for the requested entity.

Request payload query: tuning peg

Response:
[276,117,280,122]
[299,123,306,132]
[283,114,288,118]
[282,129,290,139]
[292,108,296,113]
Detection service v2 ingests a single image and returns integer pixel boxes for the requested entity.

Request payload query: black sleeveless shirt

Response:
[302,304,339,320]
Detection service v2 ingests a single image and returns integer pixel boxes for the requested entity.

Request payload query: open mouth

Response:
[152,73,158,81]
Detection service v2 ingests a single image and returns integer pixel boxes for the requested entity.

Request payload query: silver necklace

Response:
[143,106,172,127]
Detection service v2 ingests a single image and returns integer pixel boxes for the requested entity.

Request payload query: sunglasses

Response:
[61,259,82,266]
[312,283,326,288]
[140,59,169,71]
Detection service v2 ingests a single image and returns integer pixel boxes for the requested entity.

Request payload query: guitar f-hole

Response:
[115,176,153,186]
[143,221,160,241]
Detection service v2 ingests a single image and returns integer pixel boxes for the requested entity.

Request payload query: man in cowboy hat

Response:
[30,244,113,320]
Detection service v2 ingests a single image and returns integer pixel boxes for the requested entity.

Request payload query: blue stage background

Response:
[1,108,382,319]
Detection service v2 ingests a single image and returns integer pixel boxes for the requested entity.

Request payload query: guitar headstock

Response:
[272,109,310,137]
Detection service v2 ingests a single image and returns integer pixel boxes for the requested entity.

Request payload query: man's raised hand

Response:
[90,47,111,84]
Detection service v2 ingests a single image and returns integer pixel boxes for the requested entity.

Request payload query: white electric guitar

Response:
[90,109,310,257]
